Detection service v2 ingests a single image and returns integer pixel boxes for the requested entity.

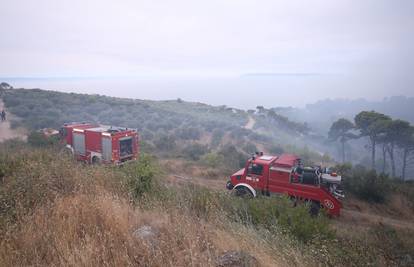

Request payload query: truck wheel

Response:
[309,201,320,217]
[234,187,253,198]
[92,156,101,165]
[62,146,74,157]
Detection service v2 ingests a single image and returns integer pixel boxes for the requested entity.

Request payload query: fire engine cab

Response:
[61,122,139,164]
[226,153,344,216]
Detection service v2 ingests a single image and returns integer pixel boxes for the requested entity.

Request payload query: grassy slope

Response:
[0,143,318,266]
[1,143,413,266]
[2,88,414,265]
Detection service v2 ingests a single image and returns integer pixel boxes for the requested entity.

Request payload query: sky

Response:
[1,0,413,108]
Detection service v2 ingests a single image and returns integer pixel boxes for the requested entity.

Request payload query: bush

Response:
[210,128,225,147]
[27,131,60,147]
[225,196,334,243]
[176,185,220,218]
[174,185,334,243]
[175,127,201,140]
[121,154,160,199]
[342,164,392,203]
[241,142,258,154]
[153,134,176,151]
[181,143,209,161]
[201,152,224,168]
[0,147,80,228]
[0,142,27,181]
[218,145,247,170]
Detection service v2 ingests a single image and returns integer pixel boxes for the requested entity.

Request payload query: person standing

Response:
[1,109,5,121]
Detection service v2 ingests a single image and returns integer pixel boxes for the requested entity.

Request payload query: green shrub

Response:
[241,142,258,154]
[27,131,60,147]
[121,154,160,199]
[218,145,247,170]
[153,134,176,151]
[177,185,221,218]
[0,142,27,180]
[139,140,156,154]
[211,128,224,147]
[181,143,209,161]
[0,147,78,228]
[226,196,334,243]
[201,152,225,168]
[175,127,201,140]
[166,183,333,243]
[342,164,392,203]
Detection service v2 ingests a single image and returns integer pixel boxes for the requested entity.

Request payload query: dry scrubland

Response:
[0,142,309,266]
[1,141,413,266]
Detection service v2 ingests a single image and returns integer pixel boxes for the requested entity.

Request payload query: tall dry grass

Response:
[2,144,411,266]
[1,192,217,266]
[0,145,304,266]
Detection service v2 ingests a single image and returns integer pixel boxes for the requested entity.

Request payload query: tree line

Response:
[329,111,414,180]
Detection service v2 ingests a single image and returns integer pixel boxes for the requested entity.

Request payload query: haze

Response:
[1,0,413,108]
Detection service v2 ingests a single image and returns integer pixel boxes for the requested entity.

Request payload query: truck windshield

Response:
[247,163,263,176]
[119,138,133,158]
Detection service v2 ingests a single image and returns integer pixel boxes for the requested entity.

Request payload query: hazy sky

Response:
[1,0,413,107]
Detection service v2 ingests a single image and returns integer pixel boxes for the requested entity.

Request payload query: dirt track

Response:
[341,209,414,230]
[0,99,27,142]
[244,116,255,130]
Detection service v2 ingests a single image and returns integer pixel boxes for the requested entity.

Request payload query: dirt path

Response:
[244,116,255,130]
[341,209,414,230]
[0,99,27,142]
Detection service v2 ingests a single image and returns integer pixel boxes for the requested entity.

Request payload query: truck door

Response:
[102,137,112,162]
[73,132,85,156]
[246,162,264,190]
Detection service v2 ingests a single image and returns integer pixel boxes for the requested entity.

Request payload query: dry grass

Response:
[0,146,298,267]
[2,145,412,266]
[0,189,301,267]
[1,192,214,266]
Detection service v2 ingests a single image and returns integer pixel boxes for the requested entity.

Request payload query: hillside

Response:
[1,88,414,266]
[0,99,26,142]
[1,142,414,266]
[1,88,332,172]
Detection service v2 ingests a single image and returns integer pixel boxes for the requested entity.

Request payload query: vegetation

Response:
[2,88,323,172]
[0,142,413,266]
[328,118,355,163]
[2,86,414,265]
[340,164,392,203]
[383,120,414,179]
[27,131,60,147]
[329,111,414,180]
[354,111,391,169]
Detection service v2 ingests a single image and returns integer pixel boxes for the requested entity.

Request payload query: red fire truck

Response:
[226,153,344,216]
[61,122,139,164]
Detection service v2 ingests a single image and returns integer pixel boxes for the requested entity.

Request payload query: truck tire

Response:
[234,187,253,198]
[309,201,320,217]
[92,156,101,165]
[62,146,74,156]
